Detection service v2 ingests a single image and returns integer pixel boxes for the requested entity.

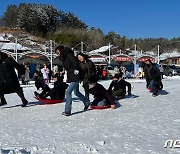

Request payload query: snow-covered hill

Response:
[0,32,51,53]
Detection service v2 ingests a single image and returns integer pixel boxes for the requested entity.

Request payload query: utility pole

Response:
[15,38,18,61]
[108,43,111,65]
[157,45,160,64]
[134,44,137,77]
[50,40,53,71]
[81,41,83,52]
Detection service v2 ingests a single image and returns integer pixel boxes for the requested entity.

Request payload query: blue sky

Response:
[0,0,180,39]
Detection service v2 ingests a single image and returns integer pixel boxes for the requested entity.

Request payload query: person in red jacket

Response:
[88,76,116,109]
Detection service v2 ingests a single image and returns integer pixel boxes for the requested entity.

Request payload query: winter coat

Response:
[0,56,24,93]
[89,83,114,105]
[144,64,161,86]
[34,76,48,90]
[41,67,49,80]
[48,79,68,100]
[59,47,82,83]
[108,79,131,93]
[79,60,96,85]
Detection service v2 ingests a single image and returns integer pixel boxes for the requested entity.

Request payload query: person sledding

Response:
[34,73,68,100]
[108,73,132,99]
[144,59,163,97]
[88,76,116,109]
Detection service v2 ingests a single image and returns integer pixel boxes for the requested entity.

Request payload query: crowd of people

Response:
[0,46,163,115]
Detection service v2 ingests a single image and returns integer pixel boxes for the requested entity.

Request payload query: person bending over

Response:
[0,52,28,107]
[144,59,163,96]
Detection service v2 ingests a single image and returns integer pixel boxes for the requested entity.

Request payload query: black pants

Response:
[0,82,26,102]
[83,83,89,99]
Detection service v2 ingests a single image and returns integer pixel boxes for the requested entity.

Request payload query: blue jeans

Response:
[92,98,109,106]
[150,80,157,94]
[65,81,90,113]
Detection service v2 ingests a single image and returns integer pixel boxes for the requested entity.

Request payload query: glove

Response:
[74,70,79,75]
[128,91,131,96]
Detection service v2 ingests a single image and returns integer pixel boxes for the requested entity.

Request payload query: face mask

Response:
[89,83,95,89]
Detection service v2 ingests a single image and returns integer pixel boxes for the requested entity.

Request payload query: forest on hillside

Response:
[0,3,180,53]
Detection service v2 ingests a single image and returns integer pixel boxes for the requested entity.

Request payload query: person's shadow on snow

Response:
[1,101,44,109]
[158,90,169,95]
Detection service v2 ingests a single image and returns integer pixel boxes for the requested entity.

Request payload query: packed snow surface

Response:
[0,76,180,154]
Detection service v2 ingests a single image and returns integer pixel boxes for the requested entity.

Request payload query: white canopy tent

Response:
[89,45,113,54]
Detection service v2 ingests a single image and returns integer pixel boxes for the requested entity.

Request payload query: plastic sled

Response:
[34,97,63,104]
[90,104,111,110]
[147,87,159,92]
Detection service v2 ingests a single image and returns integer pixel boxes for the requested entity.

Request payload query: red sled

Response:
[90,104,111,110]
[147,87,159,92]
[34,97,63,104]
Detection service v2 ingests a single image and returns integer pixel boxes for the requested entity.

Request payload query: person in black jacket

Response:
[0,52,28,107]
[34,73,68,100]
[108,73,132,98]
[33,70,50,93]
[55,45,90,116]
[144,59,163,96]
[88,76,116,109]
[77,52,96,99]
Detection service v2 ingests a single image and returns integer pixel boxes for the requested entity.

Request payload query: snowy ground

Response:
[1,76,180,154]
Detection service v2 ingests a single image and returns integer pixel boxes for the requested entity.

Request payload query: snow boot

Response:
[0,98,7,106]
[21,98,28,107]
[62,112,71,116]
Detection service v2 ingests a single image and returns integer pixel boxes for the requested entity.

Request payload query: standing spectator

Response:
[77,52,96,99]
[138,66,144,79]
[53,65,59,76]
[36,62,41,72]
[20,62,26,85]
[159,64,164,79]
[0,52,28,107]
[55,45,90,116]
[102,66,107,80]
[41,64,50,85]
[96,65,102,80]
[24,62,30,84]
[119,66,126,79]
